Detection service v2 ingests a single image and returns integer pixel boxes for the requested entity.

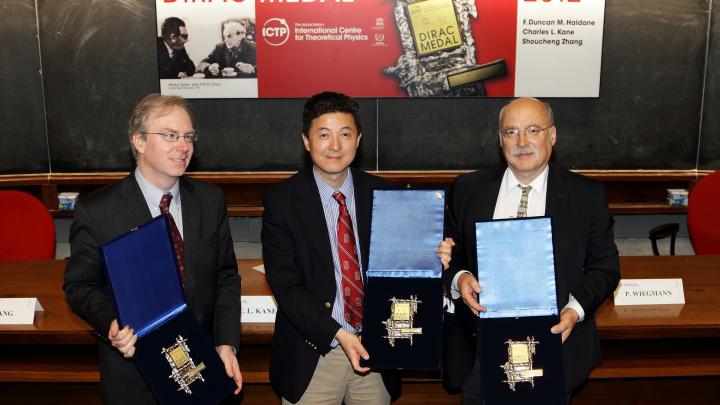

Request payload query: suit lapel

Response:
[118,173,153,231]
[295,169,335,278]
[545,163,567,219]
[475,167,504,221]
[179,177,200,298]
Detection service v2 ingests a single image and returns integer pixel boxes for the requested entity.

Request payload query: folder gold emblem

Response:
[383,295,423,346]
[162,335,207,394]
[501,337,544,391]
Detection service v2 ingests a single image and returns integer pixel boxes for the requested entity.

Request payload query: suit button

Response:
[324,302,331,309]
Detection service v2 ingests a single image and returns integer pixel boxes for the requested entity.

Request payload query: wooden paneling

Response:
[0,170,710,217]
[2,257,719,403]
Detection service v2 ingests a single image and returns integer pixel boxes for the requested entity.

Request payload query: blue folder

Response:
[474,217,565,404]
[367,189,445,278]
[100,215,234,404]
[475,217,558,319]
[101,215,185,337]
[362,189,445,370]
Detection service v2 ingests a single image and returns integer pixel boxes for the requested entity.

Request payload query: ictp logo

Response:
[262,18,290,46]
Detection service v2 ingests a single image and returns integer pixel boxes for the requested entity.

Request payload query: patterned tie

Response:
[332,192,364,331]
[159,193,186,283]
[516,185,532,218]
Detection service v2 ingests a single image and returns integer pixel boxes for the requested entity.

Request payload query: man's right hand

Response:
[208,63,220,76]
[458,273,486,316]
[335,328,370,374]
[109,319,137,358]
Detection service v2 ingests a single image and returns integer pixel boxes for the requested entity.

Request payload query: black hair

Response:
[302,91,361,136]
[161,17,186,40]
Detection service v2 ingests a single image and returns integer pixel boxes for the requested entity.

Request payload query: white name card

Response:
[0,298,44,325]
[241,295,277,323]
[613,279,685,306]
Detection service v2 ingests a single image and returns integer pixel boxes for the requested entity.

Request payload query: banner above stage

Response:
[156,0,605,99]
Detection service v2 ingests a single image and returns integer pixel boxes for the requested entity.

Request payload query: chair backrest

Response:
[0,190,55,259]
[688,171,720,255]
[649,223,679,256]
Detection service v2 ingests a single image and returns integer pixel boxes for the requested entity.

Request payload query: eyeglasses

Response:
[500,124,554,139]
[143,131,199,143]
[176,33,189,39]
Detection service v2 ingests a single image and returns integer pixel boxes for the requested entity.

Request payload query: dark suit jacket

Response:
[261,168,400,403]
[157,37,196,79]
[63,173,240,404]
[442,163,620,393]
[201,40,257,78]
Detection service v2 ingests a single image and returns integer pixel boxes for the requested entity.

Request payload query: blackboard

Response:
[0,0,48,173]
[700,0,720,169]
[1,0,718,174]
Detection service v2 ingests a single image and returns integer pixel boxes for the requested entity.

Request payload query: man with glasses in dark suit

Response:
[443,97,620,404]
[64,94,242,404]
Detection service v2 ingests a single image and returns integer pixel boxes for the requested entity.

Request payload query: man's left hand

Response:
[437,237,455,270]
[550,308,580,343]
[216,345,242,394]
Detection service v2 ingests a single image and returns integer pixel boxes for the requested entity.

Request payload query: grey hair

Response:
[127,94,193,159]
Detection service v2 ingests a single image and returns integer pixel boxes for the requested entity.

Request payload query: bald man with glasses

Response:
[442,97,620,404]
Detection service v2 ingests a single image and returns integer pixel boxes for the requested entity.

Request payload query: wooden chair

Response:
[649,223,679,256]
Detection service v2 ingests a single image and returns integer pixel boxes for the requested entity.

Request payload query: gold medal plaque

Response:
[385,0,507,96]
[407,0,462,56]
[162,335,207,394]
[383,295,423,346]
[501,337,544,391]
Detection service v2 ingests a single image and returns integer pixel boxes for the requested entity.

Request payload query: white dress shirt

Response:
[134,168,184,238]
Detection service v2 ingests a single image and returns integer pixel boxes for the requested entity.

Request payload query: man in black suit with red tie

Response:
[63,94,242,404]
[443,97,620,404]
[262,91,454,404]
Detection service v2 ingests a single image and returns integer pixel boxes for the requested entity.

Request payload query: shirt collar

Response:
[225,42,241,52]
[503,164,549,195]
[312,168,354,205]
[134,167,180,208]
[163,40,174,58]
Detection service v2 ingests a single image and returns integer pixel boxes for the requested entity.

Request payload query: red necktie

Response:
[159,193,186,283]
[332,192,363,331]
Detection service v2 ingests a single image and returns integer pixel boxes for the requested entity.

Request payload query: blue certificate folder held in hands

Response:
[100,215,234,405]
[361,190,445,370]
[475,217,565,405]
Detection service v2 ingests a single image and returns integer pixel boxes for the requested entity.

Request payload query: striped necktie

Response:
[516,185,532,218]
[332,192,363,331]
[159,193,186,283]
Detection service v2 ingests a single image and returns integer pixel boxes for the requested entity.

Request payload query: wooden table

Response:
[1,257,719,404]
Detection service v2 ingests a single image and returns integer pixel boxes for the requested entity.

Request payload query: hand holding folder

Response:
[108,319,137,358]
